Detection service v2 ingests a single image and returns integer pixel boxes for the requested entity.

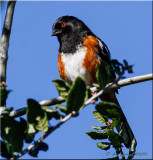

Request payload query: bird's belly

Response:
[61,48,92,86]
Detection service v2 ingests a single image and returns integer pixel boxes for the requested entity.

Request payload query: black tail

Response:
[116,110,134,148]
[100,90,135,148]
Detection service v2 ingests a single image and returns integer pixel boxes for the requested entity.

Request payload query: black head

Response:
[52,16,93,53]
[53,16,95,40]
[52,16,92,37]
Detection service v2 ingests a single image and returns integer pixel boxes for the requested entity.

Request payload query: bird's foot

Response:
[107,120,114,130]
[90,91,98,104]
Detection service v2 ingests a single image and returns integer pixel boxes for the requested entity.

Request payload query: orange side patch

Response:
[58,53,66,80]
[83,36,101,83]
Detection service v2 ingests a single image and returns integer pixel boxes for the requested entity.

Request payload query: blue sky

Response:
[0,1,152,159]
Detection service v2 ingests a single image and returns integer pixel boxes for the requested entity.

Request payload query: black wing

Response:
[96,37,118,93]
[96,37,111,64]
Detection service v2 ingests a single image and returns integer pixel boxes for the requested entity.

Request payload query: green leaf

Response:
[92,126,103,130]
[20,117,28,133]
[118,122,125,137]
[26,99,49,133]
[35,114,48,133]
[93,111,108,124]
[127,65,134,74]
[92,83,100,88]
[106,129,122,148]
[66,77,88,114]
[0,140,12,158]
[97,142,111,150]
[53,79,70,100]
[96,62,113,89]
[55,104,67,114]
[92,126,108,130]
[86,131,108,140]
[0,87,12,106]
[42,106,64,120]
[111,60,123,75]
[1,116,25,156]
[25,124,37,143]
[28,142,48,157]
[123,59,134,74]
[128,138,137,160]
[123,59,128,67]
[112,118,120,128]
[96,101,122,119]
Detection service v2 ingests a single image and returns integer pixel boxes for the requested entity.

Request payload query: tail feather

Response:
[100,90,134,148]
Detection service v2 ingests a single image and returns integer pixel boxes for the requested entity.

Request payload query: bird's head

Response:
[51,16,92,41]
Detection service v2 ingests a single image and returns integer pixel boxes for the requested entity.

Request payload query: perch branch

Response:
[8,73,153,118]
[86,73,153,105]
[9,96,65,118]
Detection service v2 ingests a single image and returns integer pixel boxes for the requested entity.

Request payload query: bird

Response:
[51,15,134,148]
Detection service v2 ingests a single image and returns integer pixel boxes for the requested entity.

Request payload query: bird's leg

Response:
[107,120,114,130]
[86,86,98,104]
[90,91,98,104]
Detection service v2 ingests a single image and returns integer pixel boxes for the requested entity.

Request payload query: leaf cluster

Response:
[53,77,89,116]
[86,102,123,153]
[0,77,89,158]
[0,58,136,159]
[0,86,63,158]
[86,101,137,159]
[86,59,136,159]
[94,59,134,91]
[111,59,134,76]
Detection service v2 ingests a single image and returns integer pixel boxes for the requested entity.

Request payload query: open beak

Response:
[51,30,61,36]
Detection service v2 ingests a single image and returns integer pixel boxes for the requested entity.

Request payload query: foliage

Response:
[0,58,136,159]
[86,59,136,159]
[54,77,88,115]
[28,142,48,157]
[86,100,137,159]
[0,76,89,158]
[0,85,11,106]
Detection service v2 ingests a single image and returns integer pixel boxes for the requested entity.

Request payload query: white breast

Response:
[61,46,91,85]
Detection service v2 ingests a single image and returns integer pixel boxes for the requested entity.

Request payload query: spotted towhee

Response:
[51,16,134,148]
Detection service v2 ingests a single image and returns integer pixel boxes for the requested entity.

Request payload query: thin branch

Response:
[0,1,16,113]
[0,0,16,83]
[9,96,65,118]
[118,147,125,160]
[39,96,65,106]
[11,73,153,159]
[85,73,153,105]
[8,73,153,118]
[111,73,153,88]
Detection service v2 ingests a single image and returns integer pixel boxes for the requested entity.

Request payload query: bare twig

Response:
[119,147,125,160]
[0,0,16,83]
[9,96,65,118]
[8,73,153,118]
[39,96,65,106]
[0,1,16,113]
[85,73,153,105]
[111,73,153,88]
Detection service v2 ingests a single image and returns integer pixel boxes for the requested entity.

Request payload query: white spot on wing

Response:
[97,38,103,50]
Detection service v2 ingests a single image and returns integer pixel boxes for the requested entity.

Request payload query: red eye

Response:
[61,23,66,27]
